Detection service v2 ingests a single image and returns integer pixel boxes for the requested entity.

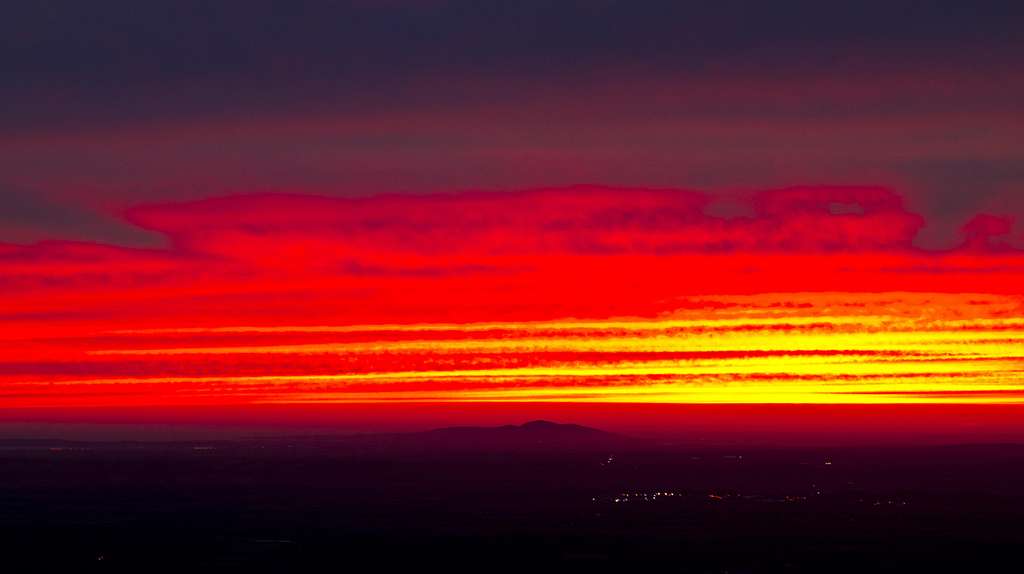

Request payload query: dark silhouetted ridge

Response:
[410,420,639,451]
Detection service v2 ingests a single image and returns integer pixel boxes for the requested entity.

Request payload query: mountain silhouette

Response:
[247,420,643,453]
[403,420,639,451]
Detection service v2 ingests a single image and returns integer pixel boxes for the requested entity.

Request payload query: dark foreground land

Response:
[2,421,1023,572]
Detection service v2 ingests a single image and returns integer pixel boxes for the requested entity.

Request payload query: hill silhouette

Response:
[410,419,633,449]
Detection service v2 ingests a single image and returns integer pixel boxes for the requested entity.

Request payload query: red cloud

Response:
[961,214,1017,250]
[1,188,1023,413]
[0,186,1020,329]
[121,186,926,260]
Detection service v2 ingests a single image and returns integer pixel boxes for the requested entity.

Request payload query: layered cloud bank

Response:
[2,186,1023,408]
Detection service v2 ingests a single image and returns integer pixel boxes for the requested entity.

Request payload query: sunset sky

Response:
[2,2,1022,439]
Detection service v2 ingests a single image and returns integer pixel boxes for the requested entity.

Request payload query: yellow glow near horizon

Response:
[7,293,1023,406]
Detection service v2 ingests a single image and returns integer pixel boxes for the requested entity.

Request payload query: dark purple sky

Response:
[2,0,1022,248]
